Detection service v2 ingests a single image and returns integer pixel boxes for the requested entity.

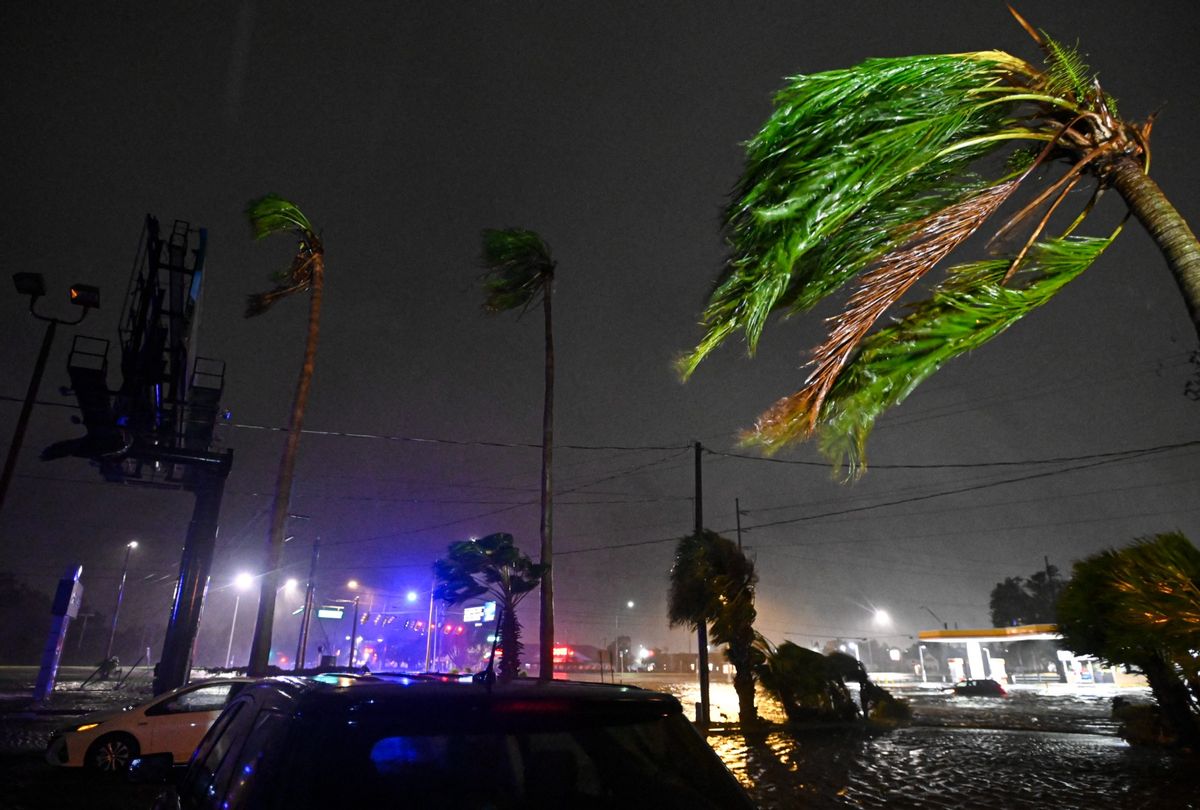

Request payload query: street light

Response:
[615,601,634,674]
[347,581,362,668]
[104,541,138,661]
[0,274,99,515]
[225,573,255,668]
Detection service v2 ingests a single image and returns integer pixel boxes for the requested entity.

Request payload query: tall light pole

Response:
[104,541,138,661]
[294,535,320,672]
[615,600,634,674]
[1,274,99,516]
[225,572,254,668]
[347,580,361,668]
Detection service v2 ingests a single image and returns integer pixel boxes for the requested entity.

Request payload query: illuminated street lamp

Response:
[615,600,635,674]
[1,274,99,515]
[104,541,138,661]
[225,573,255,668]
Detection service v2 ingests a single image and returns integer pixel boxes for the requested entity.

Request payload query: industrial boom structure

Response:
[44,215,232,694]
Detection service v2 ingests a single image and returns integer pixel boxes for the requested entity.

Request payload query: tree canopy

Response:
[681,10,1198,476]
[434,532,545,681]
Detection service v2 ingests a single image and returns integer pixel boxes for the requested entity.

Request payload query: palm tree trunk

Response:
[500,597,521,683]
[248,255,324,675]
[538,280,555,681]
[1108,155,1200,342]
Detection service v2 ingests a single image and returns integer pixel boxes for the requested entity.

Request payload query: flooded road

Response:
[660,677,1200,808]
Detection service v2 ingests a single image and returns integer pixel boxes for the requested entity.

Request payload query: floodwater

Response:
[664,677,1200,808]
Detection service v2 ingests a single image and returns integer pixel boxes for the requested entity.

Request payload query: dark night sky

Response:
[2,2,1197,665]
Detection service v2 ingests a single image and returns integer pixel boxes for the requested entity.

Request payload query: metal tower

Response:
[44,215,233,694]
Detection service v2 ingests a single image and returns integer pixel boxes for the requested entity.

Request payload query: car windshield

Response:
[275,709,749,809]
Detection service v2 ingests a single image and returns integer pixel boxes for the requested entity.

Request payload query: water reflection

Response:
[662,681,1200,808]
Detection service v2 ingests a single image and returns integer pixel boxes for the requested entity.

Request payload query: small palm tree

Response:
[242,195,324,675]
[434,532,546,682]
[1058,532,1200,745]
[681,9,1200,476]
[668,530,762,722]
[480,228,558,680]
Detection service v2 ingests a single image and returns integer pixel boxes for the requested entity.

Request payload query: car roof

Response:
[241,674,683,723]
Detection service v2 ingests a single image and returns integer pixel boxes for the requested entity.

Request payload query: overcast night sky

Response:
[2,2,1197,665]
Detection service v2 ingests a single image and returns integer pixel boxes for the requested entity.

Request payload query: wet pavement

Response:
[2,667,1198,808]
[663,676,1200,809]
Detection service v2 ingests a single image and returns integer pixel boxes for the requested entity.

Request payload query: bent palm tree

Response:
[243,195,324,675]
[681,9,1200,476]
[668,530,762,722]
[1057,532,1200,745]
[480,228,558,680]
[434,532,546,682]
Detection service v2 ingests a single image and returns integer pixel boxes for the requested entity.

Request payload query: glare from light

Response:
[873,609,891,627]
[406,590,418,603]
[284,578,299,593]
[127,540,139,549]
[626,600,635,609]
[234,572,254,591]
[347,579,359,590]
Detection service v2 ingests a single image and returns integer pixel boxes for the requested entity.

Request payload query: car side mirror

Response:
[128,752,175,784]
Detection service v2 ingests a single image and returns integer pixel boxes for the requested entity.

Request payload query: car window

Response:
[148,683,236,716]
[183,699,256,807]
[213,709,290,810]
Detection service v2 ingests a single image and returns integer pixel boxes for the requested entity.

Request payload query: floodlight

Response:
[69,283,100,309]
[13,272,46,298]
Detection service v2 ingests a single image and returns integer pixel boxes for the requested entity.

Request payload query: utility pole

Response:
[294,535,320,671]
[735,497,743,552]
[348,594,361,668]
[105,541,138,661]
[694,441,710,726]
[424,574,436,671]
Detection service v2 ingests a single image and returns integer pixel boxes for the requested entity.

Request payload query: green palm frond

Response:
[681,10,1154,472]
[678,53,1039,378]
[244,194,322,318]
[759,234,1115,476]
[480,228,555,314]
[246,194,317,242]
[1041,34,1094,102]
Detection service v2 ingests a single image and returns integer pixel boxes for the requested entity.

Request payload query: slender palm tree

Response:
[680,9,1200,476]
[668,529,762,722]
[434,532,546,682]
[480,228,558,680]
[243,195,324,675]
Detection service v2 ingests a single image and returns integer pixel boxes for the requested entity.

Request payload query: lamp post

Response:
[104,541,138,661]
[347,580,361,668]
[615,600,634,674]
[225,572,254,668]
[1,274,99,516]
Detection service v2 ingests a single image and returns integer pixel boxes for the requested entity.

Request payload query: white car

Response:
[46,677,255,773]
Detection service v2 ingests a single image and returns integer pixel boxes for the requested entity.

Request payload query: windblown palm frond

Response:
[681,11,1160,474]
[244,195,323,317]
[481,228,555,313]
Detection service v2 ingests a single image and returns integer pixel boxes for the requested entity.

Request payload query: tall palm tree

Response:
[480,228,558,680]
[668,529,762,722]
[680,9,1200,476]
[434,532,546,682]
[243,194,324,675]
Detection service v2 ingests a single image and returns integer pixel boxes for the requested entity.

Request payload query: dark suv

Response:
[140,674,755,809]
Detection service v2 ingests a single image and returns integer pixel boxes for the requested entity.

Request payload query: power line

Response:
[705,437,1200,471]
